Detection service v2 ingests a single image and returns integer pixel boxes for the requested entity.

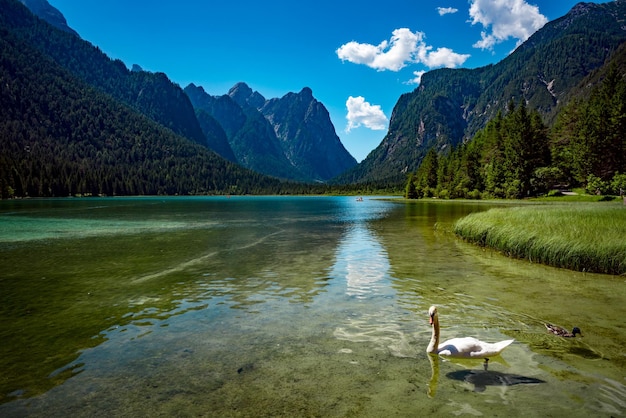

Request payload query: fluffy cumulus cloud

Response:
[336,28,469,72]
[336,28,423,72]
[469,0,548,50]
[417,46,470,69]
[437,7,458,16]
[345,96,388,132]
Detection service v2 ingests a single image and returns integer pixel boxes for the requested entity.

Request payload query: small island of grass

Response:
[453,202,626,275]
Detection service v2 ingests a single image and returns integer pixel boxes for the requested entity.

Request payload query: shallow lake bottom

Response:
[0,196,624,417]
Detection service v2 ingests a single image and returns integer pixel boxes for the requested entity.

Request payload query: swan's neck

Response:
[427,315,440,354]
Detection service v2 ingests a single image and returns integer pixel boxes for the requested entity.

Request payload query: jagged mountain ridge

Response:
[336,0,626,185]
[15,0,357,183]
[260,87,358,181]
[185,82,357,182]
[0,6,288,197]
[185,83,303,180]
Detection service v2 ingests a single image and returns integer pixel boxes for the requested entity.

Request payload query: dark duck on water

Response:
[545,323,583,337]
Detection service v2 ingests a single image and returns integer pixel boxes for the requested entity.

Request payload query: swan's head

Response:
[572,327,583,337]
[428,305,438,325]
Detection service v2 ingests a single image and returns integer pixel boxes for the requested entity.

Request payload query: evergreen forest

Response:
[0,26,312,198]
[405,64,626,199]
[2,0,626,199]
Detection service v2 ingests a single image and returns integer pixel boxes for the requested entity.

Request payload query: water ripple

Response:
[597,378,626,415]
[132,229,284,283]
[333,308,417,358]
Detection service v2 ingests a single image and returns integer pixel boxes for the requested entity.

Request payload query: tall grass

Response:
[453,203,626,275]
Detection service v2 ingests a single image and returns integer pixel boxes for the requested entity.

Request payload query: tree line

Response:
[406,65,626,199]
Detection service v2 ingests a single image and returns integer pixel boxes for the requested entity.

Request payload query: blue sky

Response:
[49,0,612,162]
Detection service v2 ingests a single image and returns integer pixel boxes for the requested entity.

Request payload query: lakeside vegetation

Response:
[453,202,626,275]
[405,61,626,275]
[405,63,626,200]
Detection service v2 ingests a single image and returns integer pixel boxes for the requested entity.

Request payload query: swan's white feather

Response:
[427,305,514,359]
[437,337,514,358]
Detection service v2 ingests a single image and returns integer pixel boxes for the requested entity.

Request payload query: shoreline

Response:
[452,202,626,276]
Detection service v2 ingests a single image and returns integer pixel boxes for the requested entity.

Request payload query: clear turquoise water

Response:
[0,196,624,417]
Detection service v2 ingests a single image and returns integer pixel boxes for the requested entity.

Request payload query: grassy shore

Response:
[453,202,626,275]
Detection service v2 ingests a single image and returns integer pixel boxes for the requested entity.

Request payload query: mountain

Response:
[6,0,207,147]
[229,82,266,109]
[19,0,78,36]
[337,0,626,185]
[261,87,358,181]
[0,0,309,198]
[185,83,303,180]
[194,109,237,163]
[185,82,357,182]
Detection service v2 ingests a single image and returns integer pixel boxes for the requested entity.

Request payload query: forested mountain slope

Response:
[335,0,626,185]
[406,45,626,200]
[0,3,298,197]
[3,0,206,146]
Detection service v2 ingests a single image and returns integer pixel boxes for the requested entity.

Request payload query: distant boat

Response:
[356,197,363,202]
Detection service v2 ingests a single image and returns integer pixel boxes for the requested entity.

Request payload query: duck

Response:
[545,323,583,338]
[426,305,514,363]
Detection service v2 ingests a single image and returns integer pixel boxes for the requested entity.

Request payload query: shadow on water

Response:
[426,351,545,396]
[446,369,546,393]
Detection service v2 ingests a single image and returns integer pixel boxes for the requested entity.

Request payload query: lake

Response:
[0,196,624,417]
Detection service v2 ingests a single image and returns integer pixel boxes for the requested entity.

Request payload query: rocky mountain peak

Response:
[299,87,313,99]
[228,82,266,109]
[569,2,595,15]
[19,0,79,36]
[186,82,356,182]
[228,82,253,98]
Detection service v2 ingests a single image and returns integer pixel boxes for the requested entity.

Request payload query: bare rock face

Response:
[186,82,357,182]
[260,87,357,181]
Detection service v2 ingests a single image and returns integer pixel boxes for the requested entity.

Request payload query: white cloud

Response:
[345,96,388,132]
[418,47,470,68]
[406,70,427,85]
[437,7,458,16]
[336,28,470,72]
[469,0,548,50]
[336,28,423,72]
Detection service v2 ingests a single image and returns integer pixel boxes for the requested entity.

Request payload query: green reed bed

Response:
[453,203,626,275]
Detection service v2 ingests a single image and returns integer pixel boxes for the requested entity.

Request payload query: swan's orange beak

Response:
[429,315,434,325]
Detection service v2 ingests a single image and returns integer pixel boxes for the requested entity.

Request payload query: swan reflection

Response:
[427,354,439,398]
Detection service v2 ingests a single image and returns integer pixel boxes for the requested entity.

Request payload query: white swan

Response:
[427,305,514,360]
